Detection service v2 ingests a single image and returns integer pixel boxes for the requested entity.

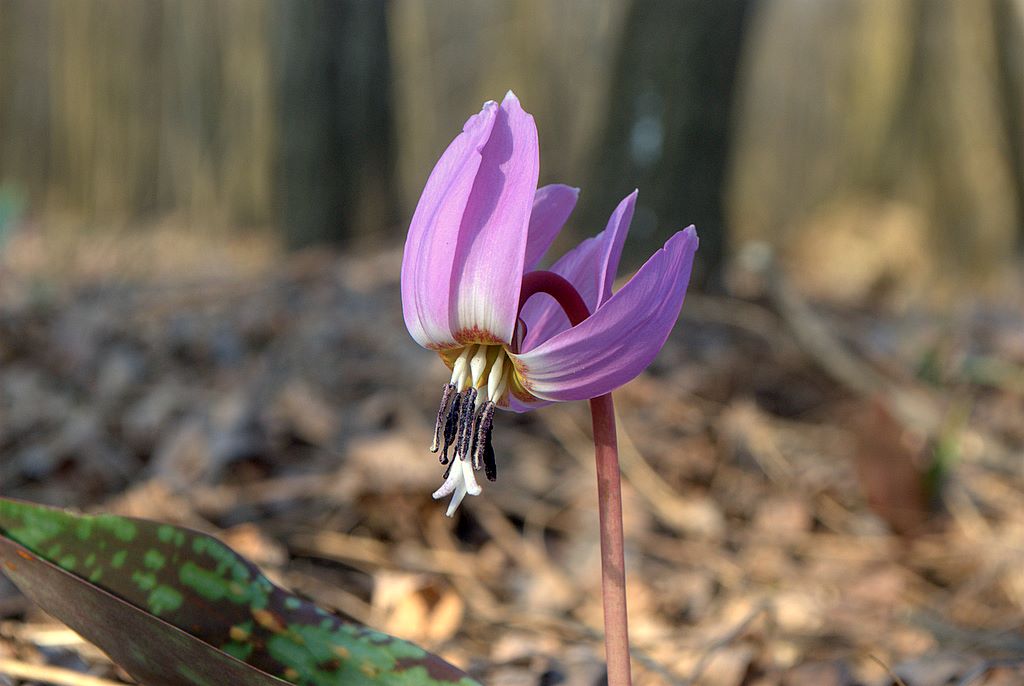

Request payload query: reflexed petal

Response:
[506,393,551,414]
[519,190,637,352]
[510,226,698,402]
[402,101,499,349]
[449,91,540,346]
[523,184,579,270]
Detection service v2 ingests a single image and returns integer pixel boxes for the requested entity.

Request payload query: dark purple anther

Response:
[431,383,456,453]
[440,390,462,464]
[483,441,497,482]
[472,401,496,473]
[455,387,477,460]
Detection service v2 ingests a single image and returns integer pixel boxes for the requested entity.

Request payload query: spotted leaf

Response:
[0,498,481,686]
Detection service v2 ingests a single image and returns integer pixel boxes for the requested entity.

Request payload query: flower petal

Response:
[510,226,698,402]
[449,91,540,345]
[519,190,637,352]
[506,393,551,414]
[402,101,499,349]
[523,184,579,270]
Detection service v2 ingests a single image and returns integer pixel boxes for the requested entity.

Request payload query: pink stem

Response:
[519,271,632,686]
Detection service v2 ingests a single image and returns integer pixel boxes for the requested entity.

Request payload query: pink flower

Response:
[402,92,698,515]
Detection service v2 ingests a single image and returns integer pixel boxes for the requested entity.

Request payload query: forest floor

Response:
[0,235,1023,686]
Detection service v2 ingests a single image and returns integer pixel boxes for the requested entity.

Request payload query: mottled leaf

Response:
[0,498,481,686]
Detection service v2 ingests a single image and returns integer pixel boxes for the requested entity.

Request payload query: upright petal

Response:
[519,190,637,352]
[402,102,499,349]
[510,227,698,402]
[448,91,540,345]
[523,184,579,270]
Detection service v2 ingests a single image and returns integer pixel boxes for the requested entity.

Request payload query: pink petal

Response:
[448,91,540,345]
[402,101,499,349]
[519,190,637,352]
[510,226,698,402]
[506,394,552,414]
[523,184,579,270]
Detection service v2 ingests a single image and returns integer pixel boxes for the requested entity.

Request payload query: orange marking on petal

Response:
[453,327,505,346]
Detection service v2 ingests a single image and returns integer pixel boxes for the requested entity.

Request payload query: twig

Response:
[466,499,578,606]
[956,657,1024,686]
[542,407,720,539]
[288,529,478,577]
[422,513,504,621]
[680,601,767,686]
[752,245,941,435]
[868,654,909,686]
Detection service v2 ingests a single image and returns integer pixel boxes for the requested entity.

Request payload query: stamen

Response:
[440,390,462,463]
[450,346,474,390]
[469,345,489,388]
[469,410,484,470]
[486,354,505,402]
[472,401,495,472]
[492,375,508,406]
[461,457,481,496]
[455,387,477,459]
[431,345,513,514]
[430,384,456,453]
[483,440,497,482]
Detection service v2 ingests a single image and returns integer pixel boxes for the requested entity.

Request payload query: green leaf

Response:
[0,498,482,686]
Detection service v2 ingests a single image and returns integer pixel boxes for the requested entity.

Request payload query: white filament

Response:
[487,354,506,402]
[450,346,473,390]
[469,345,489,388]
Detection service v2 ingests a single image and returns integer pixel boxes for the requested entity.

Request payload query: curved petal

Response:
[505,393,552,414]
[448,91,540,345]
[519,190,637,352]
[510,226,698,402]
[523,184,580,270]
[402,101,499,348]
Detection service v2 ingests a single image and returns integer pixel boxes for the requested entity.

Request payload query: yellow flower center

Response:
[440,343,527,407]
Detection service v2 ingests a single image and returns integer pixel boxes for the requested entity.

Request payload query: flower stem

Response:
[589,392,631,686]
[519,271,632,685]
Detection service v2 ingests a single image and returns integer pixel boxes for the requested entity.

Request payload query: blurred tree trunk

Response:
[388,0,628,252]
[48,0,164,219]
[993,0,1024,247]
[582,0,755,281]
[727,0,1024,302]
[269,0,397,248]
[1,0,276,230]
[0,0,51,209]
[157,0,274,228]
